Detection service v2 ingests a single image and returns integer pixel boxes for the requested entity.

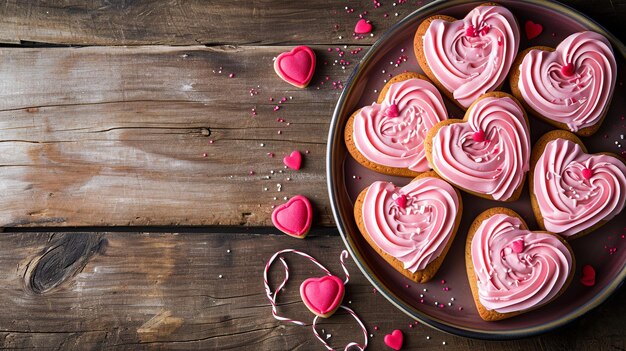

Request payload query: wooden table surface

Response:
[0,1,624,349]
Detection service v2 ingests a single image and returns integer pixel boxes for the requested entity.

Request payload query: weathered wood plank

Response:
[0,45,363,227]
[0,1,622,46]
[0,231,623,350]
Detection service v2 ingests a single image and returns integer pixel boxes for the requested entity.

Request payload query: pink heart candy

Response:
[395,194,407,209]
[300,275,344,317]
[580,264,596,287]
[510,239,524,253]
[354,19,373,34]
[561,63,575,76]
[384,329,404,350]
[385,103,399,117]
[271,195,312,238]
[581,168,593,180]
[525,20,543,40]
[274,46,316,88]
[283,150,302,170]
[472,130,486,142]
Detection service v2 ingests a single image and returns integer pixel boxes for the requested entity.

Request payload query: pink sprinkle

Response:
[374,326,379,331]
[441,280,446,284]
[208,140,214,144]
[439,304,444,308]
[405,284,410,288]
[269,97,274,102]
[443,287,449,292]
[458,307,463,311]
[248,171,255,175]
[373,288,377,293]
[228,73,235,78]
[267,152,274,158]
[409,324,414,328]
[274,106,280,111]
[202,153,207,157]
[582,168,593,180]
[419,299,424,303]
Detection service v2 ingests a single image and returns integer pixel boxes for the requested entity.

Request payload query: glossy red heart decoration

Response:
[300,275,344,317]
[274,46,316,88]
[384,329,404,350]
[283,150,302,170]
[524,20,543,40]
[354,19,373,34]
[580,264,596,287]
[271,195,312,238]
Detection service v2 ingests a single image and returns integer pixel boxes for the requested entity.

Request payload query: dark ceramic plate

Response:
[327,0,626,340]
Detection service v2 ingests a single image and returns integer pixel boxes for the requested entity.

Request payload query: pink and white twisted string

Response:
[263,249,368,350]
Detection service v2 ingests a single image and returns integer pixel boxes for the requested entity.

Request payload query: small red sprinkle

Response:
[274,106,280,111]
[374,326,379,331]
[439,304,444,308]
[441,280,446,284]
[409,324,413,328]
[228,73,235,78]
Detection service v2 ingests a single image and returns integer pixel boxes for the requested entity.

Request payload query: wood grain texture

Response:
[0,0,432,46]
[0,1,623,46]
[0,45,364,227]
[0,230,623,350]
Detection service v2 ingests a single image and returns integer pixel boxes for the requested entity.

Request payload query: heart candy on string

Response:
[263,249,368,351]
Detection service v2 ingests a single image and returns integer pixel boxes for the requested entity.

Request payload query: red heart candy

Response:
[581,168,593,180]
[395,194,407,209]
[384,329,404,350]
[580,264,596,287]
[274,46,316,88]
[524,20,543,40]
[472,130,486,142]
[561,63,575,76]
[385,103,400,117]
[283,150,302,170]
[300,275,345,317]
[354,19,373,34]
[511,239,524,253]
[271,195,312,238]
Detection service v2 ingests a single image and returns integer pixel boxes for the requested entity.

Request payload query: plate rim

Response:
[326,0,626,340]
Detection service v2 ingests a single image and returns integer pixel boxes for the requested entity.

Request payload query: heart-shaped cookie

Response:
[425,92,531,202]
[466,208,574,321]
[414,3,520,109]
[354,171,462,283]
[530,130,626,240]
[274,46,316,88]
[300,275,345,318]
[511,31,617,136]
[271,195,312,238]
[345,72,448,177]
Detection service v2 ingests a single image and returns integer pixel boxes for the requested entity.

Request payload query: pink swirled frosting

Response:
[362,177,459,272]
[353,78,447,172]
[533,138,626,237]
[431,96,530,200]
[518,31,617,132]
[471,214,573,313]
[423,5,519,108]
